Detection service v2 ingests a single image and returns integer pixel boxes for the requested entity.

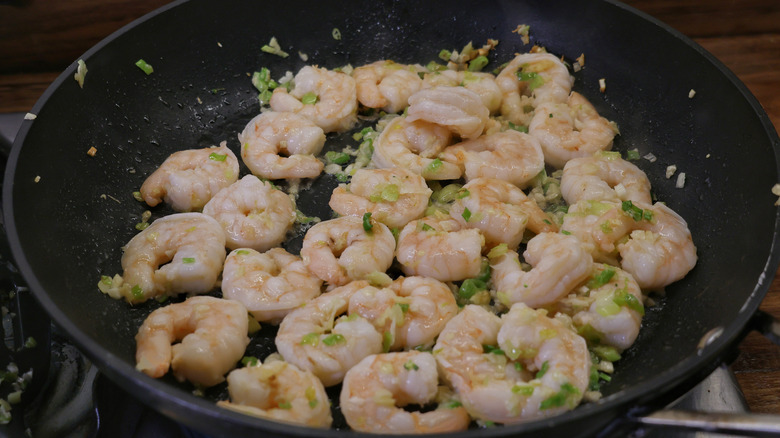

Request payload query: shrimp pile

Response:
[98,38,698,434]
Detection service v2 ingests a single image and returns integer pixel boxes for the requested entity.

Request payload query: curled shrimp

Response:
[275,281,384,386]
[300,216,396,286]
[439,129,545,188]
[139,143,239,212]
[529,92,618,169]
[221,247,323,324]
[353,60,424,114]
[396,215,485,282]
[349,276,459,351]
[371,116,461,180]
[422,70,503,114]
[270,65,358,133]
[406,86,490,140]
[105,213,226,304]
[560,153,652,205]
[496,52,573,124]
[218,358,332,428]
[135,296,249,387]
[449,177,557,249]
[591,201,697,290]
[555,264,644,351]
[329,168,432,229]
[490,232,593,308]
[433,304,590,424]
[202,174,296,251]
[238,111,326,180]
[340,351,470,433]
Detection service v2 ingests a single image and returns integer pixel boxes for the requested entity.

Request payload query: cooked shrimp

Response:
[238,111,325,180]
[591,201,697,290]
[422,70,502,114]
[348,276,459,350]
[371,116,461,180]
[275,281,384,386]
[406,86,490,140]
[560,153,652,205]
[449,177,557,249]
[439,129,545,188]
[555,264,644,351]
[496,52,573,124]
[340,351,470,433]
[139,143,239,211]
[110,213,225,304]
[300,215,396,286]
[270,65,358,133]
[221,247,323,324]
[353,60,424,114]
[529,92,618,169]
[559,200,622,265]
[433,304,590,424]
[218,359,332,428]
[202,174,296,251]
[329,168,432,228]
[135,296,249,387]
[491,232,593,308]
[396,215,485,282]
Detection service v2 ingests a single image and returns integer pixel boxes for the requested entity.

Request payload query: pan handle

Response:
[627,312,780,437]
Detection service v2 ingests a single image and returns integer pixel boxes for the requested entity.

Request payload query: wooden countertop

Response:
[1,0,779,416]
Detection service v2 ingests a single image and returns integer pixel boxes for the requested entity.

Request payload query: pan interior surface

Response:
[5,0,780,436]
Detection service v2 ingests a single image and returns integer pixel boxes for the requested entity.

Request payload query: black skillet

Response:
[4,0,780,436]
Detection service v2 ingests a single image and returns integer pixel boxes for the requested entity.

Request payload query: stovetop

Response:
[0,112,750,438]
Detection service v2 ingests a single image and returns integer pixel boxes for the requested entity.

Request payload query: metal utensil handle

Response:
[637,410,780,437]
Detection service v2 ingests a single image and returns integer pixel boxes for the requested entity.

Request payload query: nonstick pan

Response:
[5,0,780,436]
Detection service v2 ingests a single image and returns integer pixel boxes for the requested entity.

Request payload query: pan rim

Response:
[4,0,780,436]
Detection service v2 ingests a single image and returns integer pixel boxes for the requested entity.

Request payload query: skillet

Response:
[4,0,780,436]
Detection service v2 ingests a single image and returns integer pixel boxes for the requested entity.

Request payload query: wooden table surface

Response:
[1,0,780,415]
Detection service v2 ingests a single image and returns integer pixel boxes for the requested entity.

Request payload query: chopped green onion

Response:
[135,222,149,231]
[362,212,373,232]
[587,267,616,289]
[261,37,289,58]
[459,278,486,300]
[508,121,529,133]
[100,275,113,286]
[462,207,472,222]
[301,333,320,346]
[398,303,410,313]
[322,334,346,346]
[235,249,251,255]
[421,223,434,232]
[301,92,318,105]
[208,152,228,161]
[430,183,464,203]
[468,55,489,72]
[135,59,154,75]
[446,401,463,408]
[382,331,393,352]
[130,285,144,300]
[613,290,645,315]
[487,243,508,259]
[182,257,196,264]
[512,385,535,396]
[438,49,452,61]
[424,158,443,174]
[475,258,491,283]
[621,200,645,222]
[517,70,544,90]
[535,360,550,379]
[278,400,292,409]
[591,345,621,362]
[540,382,579,410]
[24,337,36,349]
[241,356,259,367]
[325,151,350,165]
[403,360,419,371]
[482,344,505,355]
[332,28,342,40]
[132,191,143,202]
[370,184,400,203]
[625,149,641,160]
